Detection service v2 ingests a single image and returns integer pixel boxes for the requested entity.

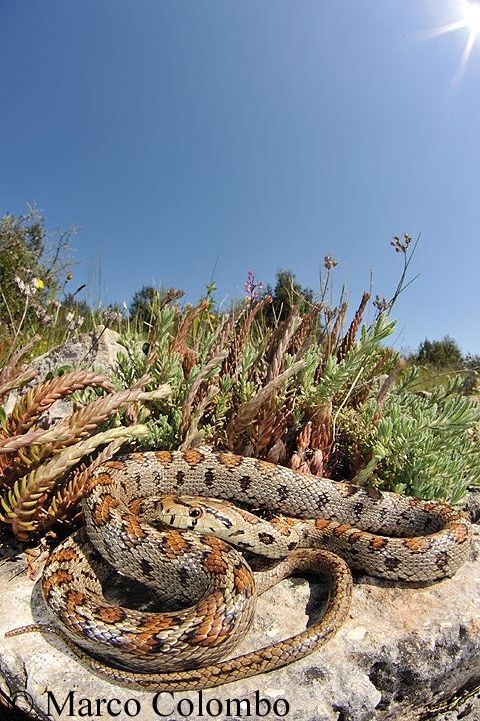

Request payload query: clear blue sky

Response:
[1,0,479,353]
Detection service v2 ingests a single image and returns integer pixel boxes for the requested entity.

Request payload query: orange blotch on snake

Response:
[155,450,173,463]
[404,537,433,553]
[87,472,115,491]
[103,460,127,470]
[94,606,127,624]
[128,497,144,515]
[43,569,73,597]
[66,589,88,613]
[123,513,147,543]
[183,449,206,466]
[451,523,470,543]
[161,529,190,557]
[92,494,120,526]
[50,546,78,563]
[333,524,353,536]
[369,536,390,550]
[202,549,228,574]
[233,563,254,596]
[217,452,243,469]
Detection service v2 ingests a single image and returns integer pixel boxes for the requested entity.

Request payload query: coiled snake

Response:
[7,447,471,691]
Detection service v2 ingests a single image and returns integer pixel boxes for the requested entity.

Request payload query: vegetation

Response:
[0,209,478,543]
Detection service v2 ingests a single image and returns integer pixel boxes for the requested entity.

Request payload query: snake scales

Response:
[7,446,471,691]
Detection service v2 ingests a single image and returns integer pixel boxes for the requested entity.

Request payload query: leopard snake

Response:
[6,447,471,691]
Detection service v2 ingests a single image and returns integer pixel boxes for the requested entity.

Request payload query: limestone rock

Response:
[0,526,479,721]
[3,327,126,425]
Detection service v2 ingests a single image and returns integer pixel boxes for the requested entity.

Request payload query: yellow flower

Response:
[33,277,44,289]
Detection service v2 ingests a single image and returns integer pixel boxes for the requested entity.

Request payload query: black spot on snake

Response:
[435,551,449,569]
[176,470,186,486]
[277,485,289,502]
[240,476,252,491]
[178,565,190,583]
[140,558,154,578]
[384,556,401,570]
[204,469,215,487]
[353,502,364,517]
[258,533,275,545]
[316,492,330,509]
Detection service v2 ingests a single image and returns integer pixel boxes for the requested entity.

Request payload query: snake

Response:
[6,446,471,691]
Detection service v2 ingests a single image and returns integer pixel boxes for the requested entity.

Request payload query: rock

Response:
[3,327,126,425]
[26,326,125,382]
[466,487,480,524]
[0,527,479,721]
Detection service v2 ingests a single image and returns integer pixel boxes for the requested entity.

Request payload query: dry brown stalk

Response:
[249,397,291,457]
[207,314,233,363]
[1,425,148,540]
[0,367,37,404]
[180,351,228,436]
[0,334,40,389]
[182,347,199,379]
[311,401,334,459]
[372,358,406,424]
[8,370,115,435]
[337,292,371,362]
[170,298,210,355]
[0,386,170,455]
[328,302,348,356]
[180,384,220,450]
[290,303,322,355]
[159,287,185,311]
[266,312,302,383]
[223,296,271,378]
[265,438,288,464]
[226,358,306,450]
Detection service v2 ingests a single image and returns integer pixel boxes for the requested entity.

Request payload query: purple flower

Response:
[244,270,264,300]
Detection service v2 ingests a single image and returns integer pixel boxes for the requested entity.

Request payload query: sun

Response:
[415,0,480,88]
[462,0,480,36]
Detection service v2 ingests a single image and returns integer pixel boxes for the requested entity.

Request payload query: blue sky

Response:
[1,0,479,353]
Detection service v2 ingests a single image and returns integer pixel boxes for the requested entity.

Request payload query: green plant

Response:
[0,365,170,540]
[335,372,480,504]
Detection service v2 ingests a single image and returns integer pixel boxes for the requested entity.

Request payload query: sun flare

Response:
[416,0,480,88]
[462,0,480,36]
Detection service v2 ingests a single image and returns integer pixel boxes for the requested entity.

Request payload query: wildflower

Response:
[34,306,53,325]
[15,276,27,294]
[52,299,62,308]
[66,273,73,281]
[32,277,44,289]
[323,256,338,270]
[373,294,390,313]
[14,275,37,296]
[244,270,264,300]
[102,306,123,325]
[390,234,412,254]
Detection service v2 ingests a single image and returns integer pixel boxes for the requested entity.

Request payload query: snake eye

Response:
[189,508,202,518]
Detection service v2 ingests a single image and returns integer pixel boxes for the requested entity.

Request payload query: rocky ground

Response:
[0,523,478,721]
